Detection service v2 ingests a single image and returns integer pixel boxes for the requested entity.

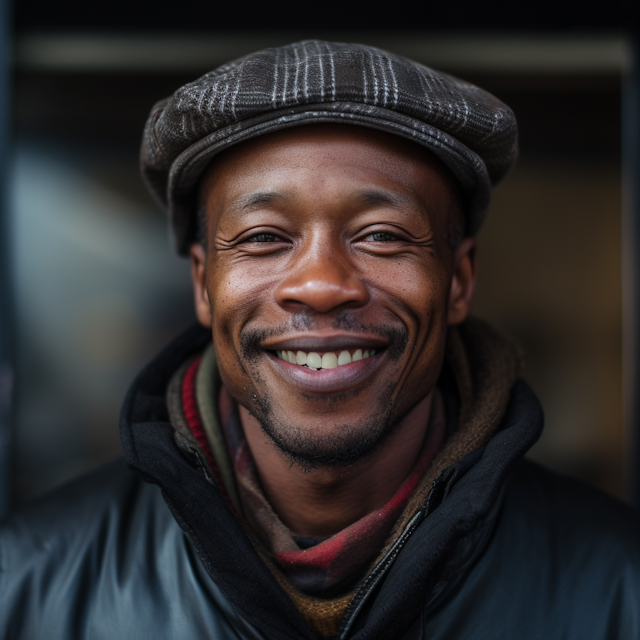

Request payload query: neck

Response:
[239,393,433,537]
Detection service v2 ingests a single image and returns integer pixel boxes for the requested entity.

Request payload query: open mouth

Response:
[274,348,379,370]
[263,337,389,393]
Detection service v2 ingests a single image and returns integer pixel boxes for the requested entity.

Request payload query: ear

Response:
[447,237,477,326]
[189,243,212,328]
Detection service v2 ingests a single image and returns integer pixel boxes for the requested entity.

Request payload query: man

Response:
[2,40,640,639]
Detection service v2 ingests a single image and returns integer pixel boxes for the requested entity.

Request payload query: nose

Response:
[274,242,370,313]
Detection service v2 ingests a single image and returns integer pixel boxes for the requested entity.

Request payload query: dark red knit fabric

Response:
[181,357,215,467]
[180,357,244,521]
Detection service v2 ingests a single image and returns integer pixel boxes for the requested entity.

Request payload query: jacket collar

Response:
[120,322,543,640]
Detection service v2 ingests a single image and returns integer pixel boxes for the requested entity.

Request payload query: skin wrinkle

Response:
[240,318,409,469]
[195,154,463,250]
[190,123,477,536]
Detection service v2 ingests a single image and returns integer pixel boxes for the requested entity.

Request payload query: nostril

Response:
[275,278,369,314]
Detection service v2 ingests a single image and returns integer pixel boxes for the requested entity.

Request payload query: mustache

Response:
[240,311,408,362]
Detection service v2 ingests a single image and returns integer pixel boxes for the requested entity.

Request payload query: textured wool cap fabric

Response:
[140,40,518,255]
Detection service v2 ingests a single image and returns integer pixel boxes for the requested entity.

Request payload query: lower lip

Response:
[265,351,385,393]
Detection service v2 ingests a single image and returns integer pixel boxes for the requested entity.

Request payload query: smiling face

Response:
[190,124,476,469]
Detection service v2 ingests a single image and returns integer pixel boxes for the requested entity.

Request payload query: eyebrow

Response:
[233,192,287,212]
[229,188,414,214]
[356,189,413,209]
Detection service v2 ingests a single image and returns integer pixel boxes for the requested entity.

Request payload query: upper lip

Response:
[261,333,389,352]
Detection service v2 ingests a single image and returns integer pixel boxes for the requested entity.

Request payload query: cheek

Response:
[368,256,450,392]
[206,266,259,402]
[368,255,451,329]
[206,255,279,362]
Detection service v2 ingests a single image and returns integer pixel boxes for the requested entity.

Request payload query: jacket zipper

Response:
[189,445,443,640]
[336,510,424,639]
[336,470,447,640]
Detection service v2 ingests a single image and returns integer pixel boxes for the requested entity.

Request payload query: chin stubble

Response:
[239,319,409,472]
[248,385,399,472]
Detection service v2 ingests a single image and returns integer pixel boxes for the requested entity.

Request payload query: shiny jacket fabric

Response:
[2,325,640,639]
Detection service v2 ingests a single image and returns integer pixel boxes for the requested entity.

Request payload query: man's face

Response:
[191,124,475,468]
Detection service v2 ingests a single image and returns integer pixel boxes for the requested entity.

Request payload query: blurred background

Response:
[0,1,638,510]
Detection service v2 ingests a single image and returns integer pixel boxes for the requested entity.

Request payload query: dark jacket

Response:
[2,325,640,639]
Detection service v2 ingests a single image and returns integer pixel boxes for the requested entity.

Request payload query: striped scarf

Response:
[178,346,447,595]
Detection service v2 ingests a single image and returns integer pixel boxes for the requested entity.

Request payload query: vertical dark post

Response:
[0,0,12,520]
[623,33,640,507]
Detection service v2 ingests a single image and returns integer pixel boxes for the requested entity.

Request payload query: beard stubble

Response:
[238,316,409,471]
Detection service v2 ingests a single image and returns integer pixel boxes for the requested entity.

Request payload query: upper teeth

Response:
[275,349,377,369]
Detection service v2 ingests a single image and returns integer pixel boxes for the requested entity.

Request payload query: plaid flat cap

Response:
[140,40,518,255]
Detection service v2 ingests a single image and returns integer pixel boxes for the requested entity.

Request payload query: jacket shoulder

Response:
[0,458,262,640]
[424,460,640,640]
[490,460,640,637]
[0,457,156,554]
[507,459,640,554]
[0,459,172,638]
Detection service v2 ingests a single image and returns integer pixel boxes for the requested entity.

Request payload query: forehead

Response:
[198,123,458,218]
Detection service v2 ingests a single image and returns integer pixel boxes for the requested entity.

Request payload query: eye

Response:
[245,232,281,243]
[237,229,290,255]
[364,230,400,242]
